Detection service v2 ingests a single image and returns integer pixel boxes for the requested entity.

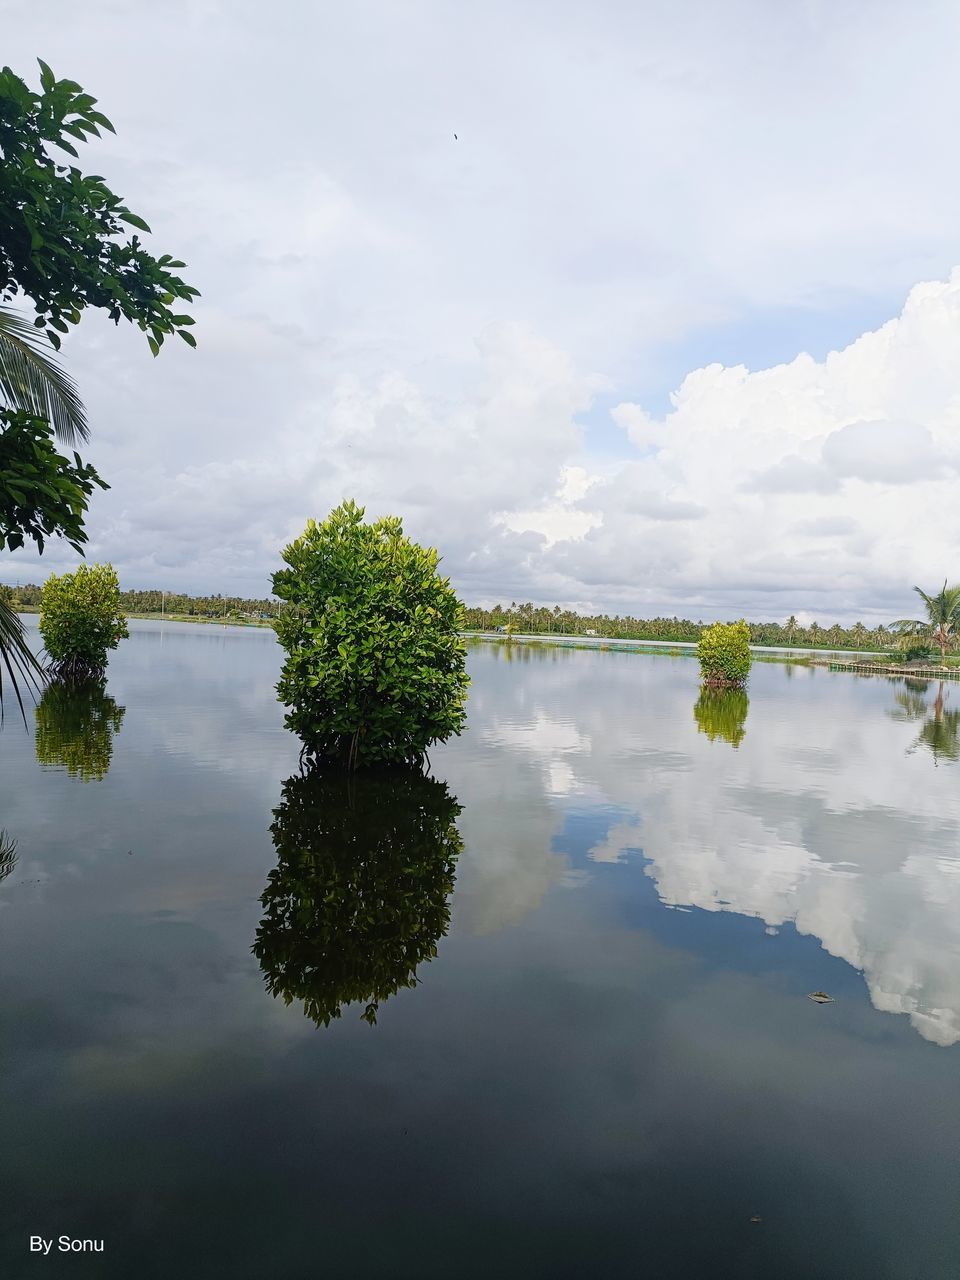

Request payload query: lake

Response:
[1,619,959,1278]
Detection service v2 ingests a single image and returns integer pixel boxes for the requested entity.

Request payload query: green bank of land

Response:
[8,586,960,674]
[3,586,905,650]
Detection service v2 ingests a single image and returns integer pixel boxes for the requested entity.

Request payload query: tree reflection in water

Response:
[34,681,126,782]
[693,687,749,748]
[0,830,16,884]
[254,769,463,1027]
[890,679,960,764]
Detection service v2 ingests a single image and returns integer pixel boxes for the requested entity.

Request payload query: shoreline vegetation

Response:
[6,586,960,676]
[1,588,907,649]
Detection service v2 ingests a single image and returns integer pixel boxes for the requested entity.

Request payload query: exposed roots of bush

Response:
[45,656,108,684]
[701,675,746,689]
[298,738,431,775]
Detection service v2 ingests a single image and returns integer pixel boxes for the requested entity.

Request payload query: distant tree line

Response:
[0,586,909,651]
[6,583,277,620]
[462,602,893,650]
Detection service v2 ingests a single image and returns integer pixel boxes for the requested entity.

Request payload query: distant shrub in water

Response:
[40,563,128,681]
[697,619,752,688]
[273,500,469,768]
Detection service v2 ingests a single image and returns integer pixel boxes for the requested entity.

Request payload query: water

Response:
[1,620,959,1278]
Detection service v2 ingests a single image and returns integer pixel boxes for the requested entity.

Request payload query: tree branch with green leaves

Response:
[0,59,199,354]
[0,57,199,717]
[0,408,106,555]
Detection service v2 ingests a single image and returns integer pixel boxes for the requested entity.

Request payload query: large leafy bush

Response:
[39,562,128,680]
[0,59,198,354]
[697,619,752,688]
[273,501,470,768]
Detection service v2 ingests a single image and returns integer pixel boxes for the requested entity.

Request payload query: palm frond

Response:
[905,583,960,647]
[912,584,941,607]
[0,306,88,444]
[0,598,46,723]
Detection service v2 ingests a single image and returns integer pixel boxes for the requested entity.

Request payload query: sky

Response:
[4,0,960,623]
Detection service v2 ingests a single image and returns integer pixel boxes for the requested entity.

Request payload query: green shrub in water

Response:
[39,562,128,681]
[273,501,469,768]
[697,619,752,688]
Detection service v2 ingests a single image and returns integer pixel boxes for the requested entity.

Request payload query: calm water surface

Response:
[2,620,959,1278]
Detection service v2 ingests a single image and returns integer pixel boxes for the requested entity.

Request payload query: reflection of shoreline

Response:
[636,678,960,1046]
[470,660,960,1049]
[888,679,960,764]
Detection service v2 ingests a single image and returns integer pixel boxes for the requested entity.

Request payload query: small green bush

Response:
[895,636,935,663]
[902,645,934,663]
[39,562,128,681]
[697,619,752,687]
[273,500,470,768]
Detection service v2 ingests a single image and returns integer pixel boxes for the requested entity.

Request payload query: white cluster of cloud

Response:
[522,273,960,620]
[5,2,960,621]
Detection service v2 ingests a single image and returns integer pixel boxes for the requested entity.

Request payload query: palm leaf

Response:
[912,585,940,609]
[896,583,960,655]
[0,306,88,444]
[0,598,46,723]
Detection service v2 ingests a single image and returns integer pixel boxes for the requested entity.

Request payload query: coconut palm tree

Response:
[0,305,89,714]
[892,582,960,661]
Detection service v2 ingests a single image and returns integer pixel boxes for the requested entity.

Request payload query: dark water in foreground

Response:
[1,620,959,1279]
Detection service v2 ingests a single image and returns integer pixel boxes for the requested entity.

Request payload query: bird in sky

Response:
[453,133,458,140]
